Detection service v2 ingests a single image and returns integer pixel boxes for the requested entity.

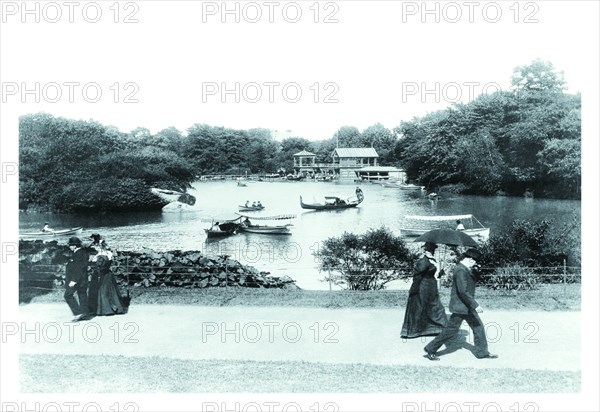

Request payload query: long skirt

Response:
[401,276,448,339]
[96,271,130,316]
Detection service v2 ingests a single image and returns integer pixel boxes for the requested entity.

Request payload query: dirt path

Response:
[16,303,579,372]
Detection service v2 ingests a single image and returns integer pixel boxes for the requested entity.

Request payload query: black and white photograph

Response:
[1,1,598,411]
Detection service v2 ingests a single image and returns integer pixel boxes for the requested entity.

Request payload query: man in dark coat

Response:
[423,248,498,361]
[64,236,91,321]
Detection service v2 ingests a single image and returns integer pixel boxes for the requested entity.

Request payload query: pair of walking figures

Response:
[64,235,130,322]
[401,242,498,361]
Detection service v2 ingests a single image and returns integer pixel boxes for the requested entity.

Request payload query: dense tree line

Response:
[19,60,580,212]
[394,59,581,199]
[19,113,195,212]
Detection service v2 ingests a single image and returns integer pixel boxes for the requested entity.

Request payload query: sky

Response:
[0,0,597,140]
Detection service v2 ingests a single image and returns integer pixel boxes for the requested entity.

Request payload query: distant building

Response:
[290,147,404,181]
[293,150,317,175]
[332,148,379,167]
[353,166,405,182]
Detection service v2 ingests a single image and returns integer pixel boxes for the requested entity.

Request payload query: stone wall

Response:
[19,240,298,290]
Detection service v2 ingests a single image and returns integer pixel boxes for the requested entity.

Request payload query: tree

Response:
[511,59,567,93]
[455,129,506,194]
[314,227,417,290]
[19,113,196,212]
[275,137,314,172]
[536,139,581,198]
[333,126,361,148]
[360,123,397,164]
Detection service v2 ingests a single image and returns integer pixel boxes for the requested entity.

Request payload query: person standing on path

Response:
[64,236,91,321]
[424,248,498,361]
[401,241,448,339]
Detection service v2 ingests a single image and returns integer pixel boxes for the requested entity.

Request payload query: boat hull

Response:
[240,225,291,235]
[205,229,236,238]
[238,206,265,212]
[300,200,360,210]
[299,189,363,210]
[401,227,490,240]
[19,227,83,239]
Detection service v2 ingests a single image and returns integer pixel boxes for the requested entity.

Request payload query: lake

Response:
[19,180,581,290]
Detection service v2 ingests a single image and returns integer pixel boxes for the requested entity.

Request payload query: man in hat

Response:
[64,236,91,321]
[423,247,498,361]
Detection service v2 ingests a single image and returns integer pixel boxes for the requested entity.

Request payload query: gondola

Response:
[300,187,364,211]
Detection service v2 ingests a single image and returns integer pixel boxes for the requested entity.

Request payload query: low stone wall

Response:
[19,240,299,290]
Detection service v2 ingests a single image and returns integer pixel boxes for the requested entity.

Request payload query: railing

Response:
[19,262,582,292]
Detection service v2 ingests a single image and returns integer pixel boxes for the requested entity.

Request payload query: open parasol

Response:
[413,228,479,248]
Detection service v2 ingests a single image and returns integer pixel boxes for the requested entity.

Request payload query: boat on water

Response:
[204,219,241,238]
[400,214,490,240]
[20,227,83,239]
[151,187,196,212]
[240,224,292,235]
[380,181,425,190]
[238,204,265,212]
[398,183,425,190]
[237,213,295,235]
[300,187,364,211]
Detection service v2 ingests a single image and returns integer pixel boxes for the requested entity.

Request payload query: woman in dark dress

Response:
[401,242,448,338]
[89,237,129,316]
[96,254,129,315]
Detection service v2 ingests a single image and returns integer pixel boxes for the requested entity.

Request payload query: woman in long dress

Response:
[401,242,448,338]
[89,237,129,316]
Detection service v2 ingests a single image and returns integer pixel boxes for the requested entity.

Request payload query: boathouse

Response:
[291,147,403,180]
[293,150,316,170]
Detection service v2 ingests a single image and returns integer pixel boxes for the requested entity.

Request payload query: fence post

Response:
[563,259,567,284]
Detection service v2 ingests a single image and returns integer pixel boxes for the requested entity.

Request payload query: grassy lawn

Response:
[20,353,580,393]
[23,283,580,311]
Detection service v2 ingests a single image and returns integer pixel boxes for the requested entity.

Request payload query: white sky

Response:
[0,0,597,139]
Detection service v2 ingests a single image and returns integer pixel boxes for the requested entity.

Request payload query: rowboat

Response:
[381,181,425,190]
[238,204,265,212]
[236,213,296,235]
[397,184,425,191]
[300,187,364,211]
[240,224,292,235]
[400,214,490,240]
[204,219,241,238]
[19,227,83,239]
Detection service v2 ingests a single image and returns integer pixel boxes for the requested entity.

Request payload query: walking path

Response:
[17,303,580,372]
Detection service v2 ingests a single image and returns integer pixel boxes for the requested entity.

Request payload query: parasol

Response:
[413,228,479,248]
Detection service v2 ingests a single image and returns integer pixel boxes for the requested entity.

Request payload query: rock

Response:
[19,240,297,290]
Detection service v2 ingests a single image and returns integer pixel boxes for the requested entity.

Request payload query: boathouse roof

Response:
[293,150,316,156]
[333,148,379,158]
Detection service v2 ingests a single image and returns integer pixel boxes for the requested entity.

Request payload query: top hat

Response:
[462,248,482,261]
[68,236,82,246]
[422,241,438,252]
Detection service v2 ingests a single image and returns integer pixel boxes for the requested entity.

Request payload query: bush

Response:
[480,264,540,291]
[478,217,579,269]
[314,227,418,291]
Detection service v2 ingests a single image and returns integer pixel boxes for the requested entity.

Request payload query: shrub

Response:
[480,264,540,291]
[314,227,418,291]
[478,216,579,269]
